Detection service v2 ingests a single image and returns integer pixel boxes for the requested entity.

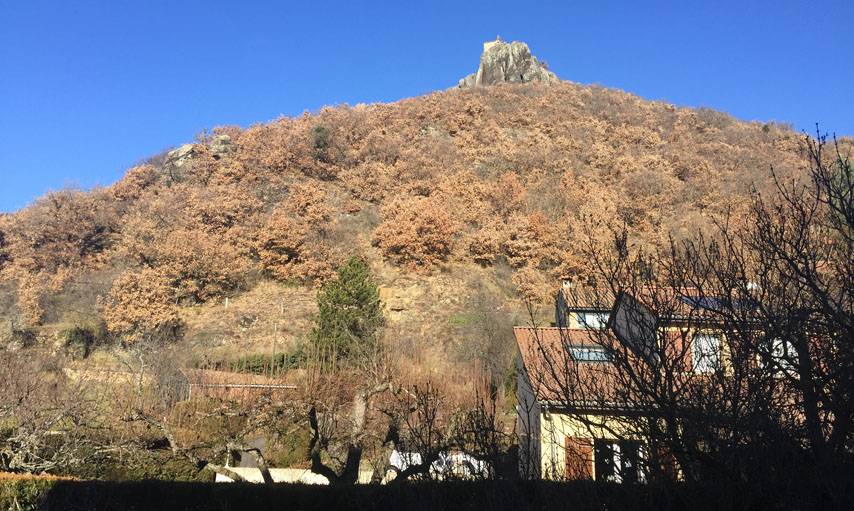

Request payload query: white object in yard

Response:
[388,450,489,479]
[214,467,374,484]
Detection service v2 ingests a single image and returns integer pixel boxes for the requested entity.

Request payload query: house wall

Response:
[538,411,638,480]
[515,356,541,479]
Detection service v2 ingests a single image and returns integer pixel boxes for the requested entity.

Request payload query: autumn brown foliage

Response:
[0,81,844,339]
[373,196,455,269]
[0,217,10,272]
[100,268,182,344]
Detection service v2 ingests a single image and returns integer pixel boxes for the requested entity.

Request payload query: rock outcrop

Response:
[457,38,558,88]
[162,135,233,181]
[165,144,196,170]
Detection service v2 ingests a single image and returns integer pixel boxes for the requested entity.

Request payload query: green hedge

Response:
[227,352,304,376]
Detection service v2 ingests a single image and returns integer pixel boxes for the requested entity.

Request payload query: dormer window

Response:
[574,312,610,329]
[693,334,722,373]
[568,345,611,362]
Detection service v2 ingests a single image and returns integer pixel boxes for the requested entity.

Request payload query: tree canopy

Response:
[310,256,384,369]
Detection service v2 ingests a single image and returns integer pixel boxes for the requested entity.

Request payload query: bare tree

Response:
[375,382,454,483]
[453,389,512,479]
[305,371,392,485]
[120,343,298,483]
[0,350,107,474]
[524,133,853,499]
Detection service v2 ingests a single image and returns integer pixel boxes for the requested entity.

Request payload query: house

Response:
[514,280,766,482]
[516,280,635,481]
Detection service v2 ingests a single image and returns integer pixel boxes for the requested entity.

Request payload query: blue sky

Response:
[1,0,852,212]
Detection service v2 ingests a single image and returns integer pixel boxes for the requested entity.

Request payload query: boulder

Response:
[457,38,558,88]
[209,134,233,160]
[165,143,196,169]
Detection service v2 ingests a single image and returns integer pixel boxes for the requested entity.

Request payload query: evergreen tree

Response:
[310,256,384,368]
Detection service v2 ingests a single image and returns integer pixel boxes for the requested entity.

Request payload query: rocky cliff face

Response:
[457,39,558,88]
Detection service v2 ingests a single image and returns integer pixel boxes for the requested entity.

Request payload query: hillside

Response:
[0,47,830,383]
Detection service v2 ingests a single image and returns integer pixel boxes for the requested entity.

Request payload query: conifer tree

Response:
[310,256,384,369]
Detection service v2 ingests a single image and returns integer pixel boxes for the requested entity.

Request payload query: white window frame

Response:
[766,338,798,376]
[568,345,611,363]
[574,312,610,329]
[692,333,722,373]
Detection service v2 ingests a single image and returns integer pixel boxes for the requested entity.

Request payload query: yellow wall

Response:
[538,410,638,480]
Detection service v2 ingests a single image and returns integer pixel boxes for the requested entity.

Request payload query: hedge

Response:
[1,478,850,511]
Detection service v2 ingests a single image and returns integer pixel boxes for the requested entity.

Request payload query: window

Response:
[594,439,644,484]
[693,334,722,373]
[568,346,611,362]
[574,312,610,329]
[765,338,797,375]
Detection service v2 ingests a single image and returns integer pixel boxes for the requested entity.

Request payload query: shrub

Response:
[0,474,64,511]
[0,222,10,272]
[6,479,833,511]
[501,213,562,270]
[111,164,159,201]
[312,125,331,153]
[100,268,183,344]
[468,226,503,266]
[257,183,334,284]
[63,450,213,483]
[60,326,96,359]
[4,189,115,274]
[373,196,454,269]
[228,351,305,375]
[2,324,37,349]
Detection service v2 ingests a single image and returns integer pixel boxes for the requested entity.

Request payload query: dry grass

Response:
[180,281,316,361]
[0,472,74,481]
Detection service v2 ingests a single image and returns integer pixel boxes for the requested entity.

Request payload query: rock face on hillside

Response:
[457,38,558,88]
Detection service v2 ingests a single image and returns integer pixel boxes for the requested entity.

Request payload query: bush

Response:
[60,325,102,359]
[373,196,454,269]
[228,351,305,375]
[0,474,60,511]
[100,268,183,344]
[0,225,10,271]
[1,325,37,349]
[63,450,213,483]
[311,125,332,155]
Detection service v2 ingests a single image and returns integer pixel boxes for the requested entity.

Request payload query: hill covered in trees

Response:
[0,77,837,383]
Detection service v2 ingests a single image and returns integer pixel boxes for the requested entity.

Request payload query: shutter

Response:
[670,331,691,372]
[655,444,678,480]
[565,437,593,480]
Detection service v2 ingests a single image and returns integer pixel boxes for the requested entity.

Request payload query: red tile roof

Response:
[514,327,624,407]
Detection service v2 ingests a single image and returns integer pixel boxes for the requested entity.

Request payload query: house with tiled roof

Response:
[515,280,641,482]
[514,280,767,482]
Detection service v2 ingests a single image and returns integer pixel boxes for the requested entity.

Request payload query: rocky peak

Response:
[457,37,558,88]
